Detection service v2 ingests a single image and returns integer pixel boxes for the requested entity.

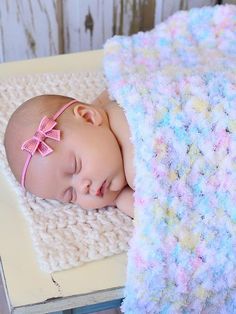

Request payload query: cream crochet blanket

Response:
[0,72,133,273]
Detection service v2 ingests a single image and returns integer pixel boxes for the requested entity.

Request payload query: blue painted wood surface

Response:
[52,298,122,314]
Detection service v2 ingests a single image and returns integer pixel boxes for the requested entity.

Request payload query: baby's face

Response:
[25,105,127,209]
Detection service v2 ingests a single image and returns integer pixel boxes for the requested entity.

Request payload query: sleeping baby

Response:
[4,91,135,218]
[3,5,236,312]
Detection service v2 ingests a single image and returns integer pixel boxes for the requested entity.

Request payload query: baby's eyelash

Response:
[73,189,77,203]
[75,157,81,174]
[63,188,72,203]
[74,157,77,173]
[69,188,73,203]
[70,188,77,204]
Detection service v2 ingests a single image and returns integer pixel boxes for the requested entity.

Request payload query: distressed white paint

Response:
[187,0,218,8]
[0,0,234,62]
[0,28,3,63]
[63,0,115,52]
[222,0,236,3]
[155,0,218,23]
[159,0,182,21]
[63,0,155,53]
[0,0,60,62]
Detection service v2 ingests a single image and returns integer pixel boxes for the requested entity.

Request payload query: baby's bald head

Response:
[4,94,73,185]
[4,93,127,209]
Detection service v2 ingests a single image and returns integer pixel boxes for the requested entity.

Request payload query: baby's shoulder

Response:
[92,89,111,106]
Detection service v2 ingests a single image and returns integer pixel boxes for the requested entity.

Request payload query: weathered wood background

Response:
[0,0,235,62]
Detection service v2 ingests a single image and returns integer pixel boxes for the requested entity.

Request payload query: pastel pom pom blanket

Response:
[103,5,236,314]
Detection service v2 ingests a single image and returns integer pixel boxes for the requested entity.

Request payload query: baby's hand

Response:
[114,186,134,218]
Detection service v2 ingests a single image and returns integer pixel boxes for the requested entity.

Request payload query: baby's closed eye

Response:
[63,187,73,203]
[71,188,77,203]
[74,156,82,175]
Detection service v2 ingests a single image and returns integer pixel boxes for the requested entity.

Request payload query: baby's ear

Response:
[73,104,102,126]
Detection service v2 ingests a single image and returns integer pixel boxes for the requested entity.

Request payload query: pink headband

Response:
[21,99,78,188]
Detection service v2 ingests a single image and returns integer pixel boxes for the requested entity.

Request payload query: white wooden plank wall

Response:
[63,0,156,53]
[155,0,222,23]
[0,0,235,62]
[63,0,115,53]
[0,0,61,62]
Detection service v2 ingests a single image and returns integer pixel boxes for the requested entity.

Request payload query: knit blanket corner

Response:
[104,5,236,313]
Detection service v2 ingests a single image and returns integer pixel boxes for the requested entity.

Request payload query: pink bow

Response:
[21,116,61,157]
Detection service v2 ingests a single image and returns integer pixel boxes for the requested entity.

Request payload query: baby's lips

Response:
[96,180,106,197]
[96,188,102,197]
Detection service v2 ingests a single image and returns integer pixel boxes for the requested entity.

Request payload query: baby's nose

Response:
[79,179,91,194]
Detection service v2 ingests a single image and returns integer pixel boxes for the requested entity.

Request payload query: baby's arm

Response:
[114,186,134,218]
[93,90,135,218]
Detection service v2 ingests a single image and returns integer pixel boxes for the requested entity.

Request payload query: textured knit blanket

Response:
[0,72,133,273]
[104,5,236,314]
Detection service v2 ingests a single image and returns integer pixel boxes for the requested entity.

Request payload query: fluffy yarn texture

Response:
[104,5,236,314]
[0,72,133,273]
